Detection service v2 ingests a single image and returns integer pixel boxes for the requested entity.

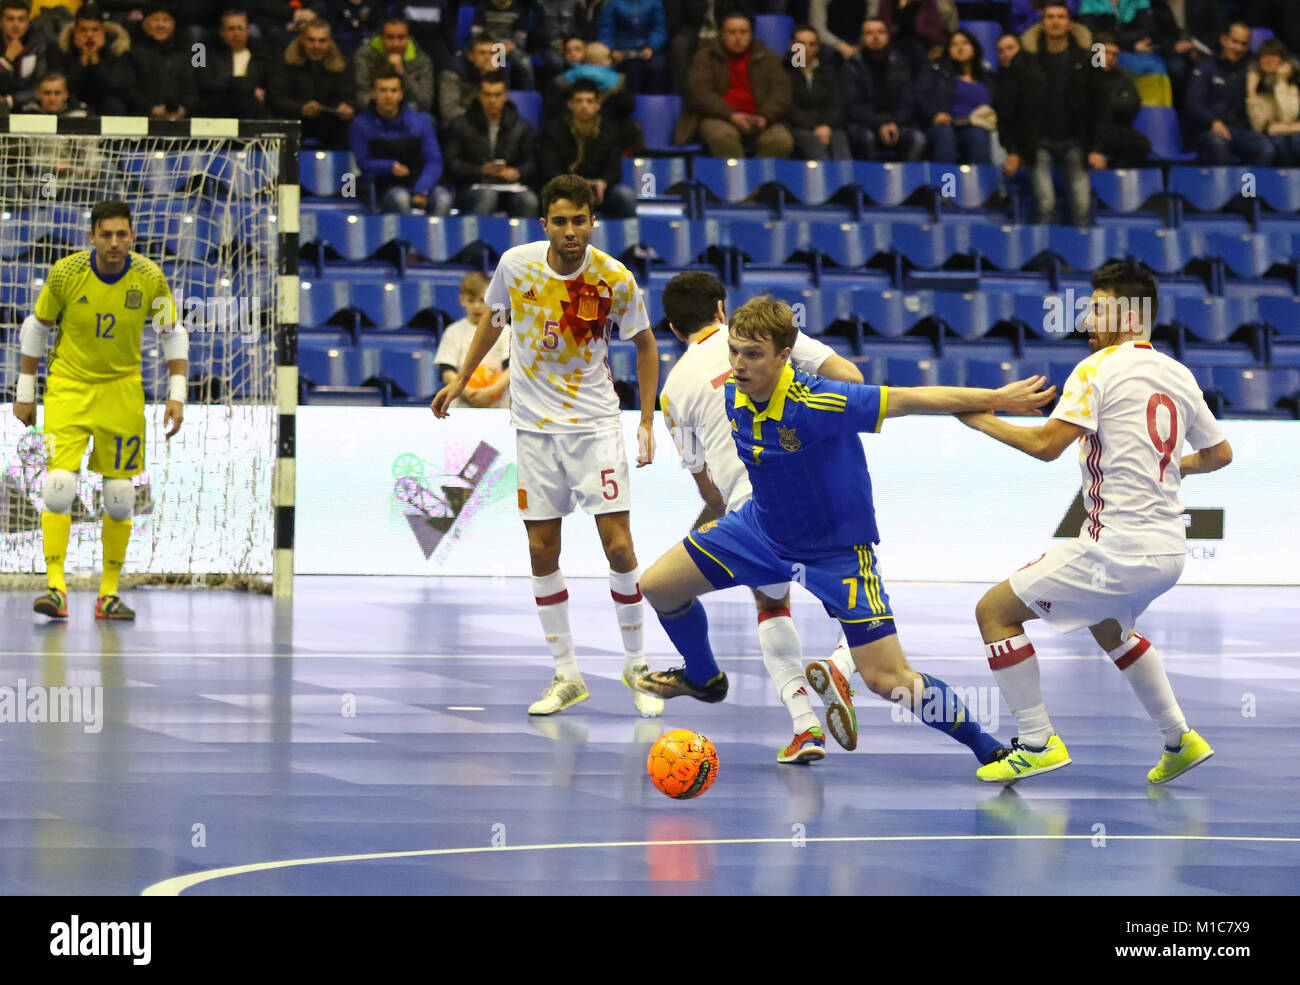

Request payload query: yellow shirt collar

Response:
[734,362,794,427]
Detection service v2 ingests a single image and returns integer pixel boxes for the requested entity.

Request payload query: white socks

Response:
[985,634,1053,749]
[758,609,819,734]
[828,632,855,681]
[1109,633,1188,748]
[609,567,645,673]
[533,570,579,681]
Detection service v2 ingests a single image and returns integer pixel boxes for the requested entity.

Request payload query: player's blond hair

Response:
[730,296,797,354]
[459,271,489,298]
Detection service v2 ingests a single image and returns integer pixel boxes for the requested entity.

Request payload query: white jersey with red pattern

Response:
[484,241,650,433]
[1050,340,1226,557]
[660,325,837,512]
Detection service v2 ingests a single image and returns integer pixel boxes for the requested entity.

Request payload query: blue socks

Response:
[655,599,720,687]
[914,673,1005,765]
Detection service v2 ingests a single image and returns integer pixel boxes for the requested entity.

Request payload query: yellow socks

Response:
[41,511,72,592]
[100,516,132,597]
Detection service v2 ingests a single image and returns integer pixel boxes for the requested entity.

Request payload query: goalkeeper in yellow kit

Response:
[11,201,188,620]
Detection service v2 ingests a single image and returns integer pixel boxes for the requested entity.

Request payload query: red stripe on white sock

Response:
[610,589,642,604]
[535,590,569,606]
[757,607,792,623]
[986,636,1036,670]
[1113,633,1151,671]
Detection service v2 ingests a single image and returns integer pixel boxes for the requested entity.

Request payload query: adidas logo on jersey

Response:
[76,295,90,304]
[1035,600,1052,613]
[521,288,537,301]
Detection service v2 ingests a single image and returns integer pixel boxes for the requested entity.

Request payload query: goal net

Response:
[0,119,297,594]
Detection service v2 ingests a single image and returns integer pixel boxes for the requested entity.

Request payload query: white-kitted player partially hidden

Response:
[958,259,1233,785]
[431,174,662,718]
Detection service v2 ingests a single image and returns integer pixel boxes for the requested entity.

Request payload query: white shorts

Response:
[516,428,632,521]
[1008,540,1185,638]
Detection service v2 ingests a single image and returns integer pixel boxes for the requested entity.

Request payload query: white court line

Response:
[2,651,1298,661]
[141,833,1300,896]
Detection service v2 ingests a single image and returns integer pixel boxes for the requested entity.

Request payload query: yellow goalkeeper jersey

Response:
[34,250,176,384]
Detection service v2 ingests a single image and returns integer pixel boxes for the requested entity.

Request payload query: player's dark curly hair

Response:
[540,174,595,218]
[90,200,132,231]
[1090,258,1159,323]
[663,272,726,339]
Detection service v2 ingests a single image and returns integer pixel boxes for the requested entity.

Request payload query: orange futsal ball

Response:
[466,365,498,390]
[647,729,719,800]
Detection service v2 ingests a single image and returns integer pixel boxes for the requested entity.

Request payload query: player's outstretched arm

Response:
[955,412,1084,461]
[884,375,1057,419]
[432,303,506,418]
[13,315,53,427]
[1180,439,1233,475]
[633,328,658,467]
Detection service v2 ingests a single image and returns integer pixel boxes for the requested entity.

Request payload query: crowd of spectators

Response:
[1,1,1297,221]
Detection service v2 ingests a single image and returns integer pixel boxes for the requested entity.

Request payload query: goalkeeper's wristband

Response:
[168,374,187,404]
[16,373,36,404]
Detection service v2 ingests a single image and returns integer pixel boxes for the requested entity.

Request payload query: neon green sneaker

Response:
[528,675,589,716]
[777,727,826,764]
[1148,729,1213,784]
[976,734,1071,784]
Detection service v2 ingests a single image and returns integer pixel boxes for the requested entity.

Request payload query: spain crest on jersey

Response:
[124,288,143,310]
[778,425,801,451]
[576,295,599,321]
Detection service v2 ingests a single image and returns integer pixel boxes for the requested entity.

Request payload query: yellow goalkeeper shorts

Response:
[43,375,147,479]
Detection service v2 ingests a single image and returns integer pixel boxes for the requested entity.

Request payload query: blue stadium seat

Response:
[959,21,1001,59]
[298,341,370,388]
[1126,227,1202,274]
[726,218,805,265]
[1254,168,1300,212]
[970,223,1051,270]
[131,209,220,261]
[300,150,354,197]
[1173,296,1258,343]
[693,157,780,202]
[731,284,827,334]
[590,218,640,258]
[754,14,794,54]
[298,280,354,328]
[1133,107,1197,161]
[855,162,931,206]
[962,357,1021,389]
[1168,166,1254,211]
[638,216,717,265]
[621,157,690,200]
[1208,232,1294,278]
[634,95,696,154]
[374,346,438,398]
[892,222,974,268]
[351,282,439,330]
[807,220,868,267]
[1091,168,1165,213]
[607,339,639,384]
[932,290,1017,341]
[1048,225,1128,271]
[855,290,935,339]
[883,356,941,387]
[456,4,475,48]
[931,162,1003,209]
[771,160,858,204]
[1258,295,1300,340]
[1213,367,1297,417]
[397,214,526,261]
[311,212,400,260]
[510,90,543,131]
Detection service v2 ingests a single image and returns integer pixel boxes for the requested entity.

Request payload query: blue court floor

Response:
[0,576,1296,896]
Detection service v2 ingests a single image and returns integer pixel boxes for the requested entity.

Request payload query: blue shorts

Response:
[683,501,896,647]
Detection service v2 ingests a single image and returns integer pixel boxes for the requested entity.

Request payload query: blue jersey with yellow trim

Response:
[725,362,888,554]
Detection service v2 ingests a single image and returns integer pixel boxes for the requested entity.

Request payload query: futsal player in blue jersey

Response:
[635,297,1057,764]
